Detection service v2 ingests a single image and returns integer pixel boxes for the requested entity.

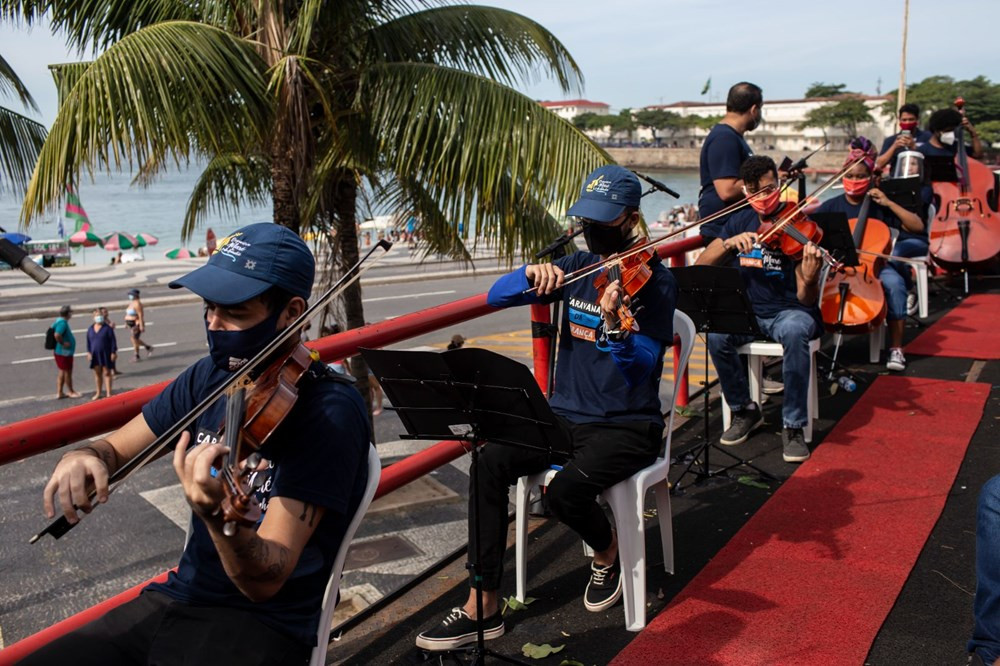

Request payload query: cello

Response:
[928,98,1000,274]
[820,192,891,334]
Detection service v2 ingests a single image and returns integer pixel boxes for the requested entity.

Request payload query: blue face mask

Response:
[205,308,284,372]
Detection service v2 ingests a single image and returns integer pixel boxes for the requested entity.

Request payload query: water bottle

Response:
[837,376,857,392]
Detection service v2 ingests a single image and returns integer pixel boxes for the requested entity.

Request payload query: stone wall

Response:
[607,147,846,171]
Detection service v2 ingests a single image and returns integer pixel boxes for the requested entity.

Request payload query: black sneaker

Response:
[415,607,504,651]
[720,404,764,446]
[584,556,622,612]
[782,428,810,463]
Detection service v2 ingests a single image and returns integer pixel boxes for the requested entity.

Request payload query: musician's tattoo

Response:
[234,536,288,582]
[298,502,318,527]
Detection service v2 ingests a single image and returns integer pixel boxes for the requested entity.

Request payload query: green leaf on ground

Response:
[502,596,537,615]
[521,643,565,659]
[559,660,584,666]
[737,475,770,490]
[675,406,699,418]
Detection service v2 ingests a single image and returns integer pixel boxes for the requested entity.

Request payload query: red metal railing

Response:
[0,233,705,662]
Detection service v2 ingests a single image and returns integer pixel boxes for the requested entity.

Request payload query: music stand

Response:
[880,177,923,210]
[812,212,860,267]
[670,266,771,490]
[361,347,572,666]
[925,155,959,183]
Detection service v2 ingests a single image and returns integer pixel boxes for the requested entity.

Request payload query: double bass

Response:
[820,193,891,334]
[928,98,1000,272]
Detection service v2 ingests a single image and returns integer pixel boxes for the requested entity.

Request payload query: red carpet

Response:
[612,376,989,666]
[906,293,1000,359]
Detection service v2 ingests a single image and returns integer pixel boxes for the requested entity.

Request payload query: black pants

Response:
[17,590,311,666]
[470,418,663,590]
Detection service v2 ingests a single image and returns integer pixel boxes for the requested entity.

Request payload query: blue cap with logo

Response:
[169,223,314,305]
[566,165,642,224]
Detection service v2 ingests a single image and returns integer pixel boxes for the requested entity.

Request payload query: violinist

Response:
[25,224,371,666]
[814,138,926,372]
[416,165,677,651]
[875,103,932,173]
[695,155,823,463]
[919,107,983,160]
[697,82,762,240]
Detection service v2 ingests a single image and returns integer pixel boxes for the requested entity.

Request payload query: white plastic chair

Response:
[513,310,696,632]
[720,338,821,443]
[310,444,381,665]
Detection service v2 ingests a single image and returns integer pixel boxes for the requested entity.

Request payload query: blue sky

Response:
[3,0,998,126]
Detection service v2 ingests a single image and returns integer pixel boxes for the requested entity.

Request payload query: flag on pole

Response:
[700,77,712,96]
[57,217,65,239]
[65,187,91,233]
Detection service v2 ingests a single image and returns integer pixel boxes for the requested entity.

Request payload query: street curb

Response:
[0,266,513,323]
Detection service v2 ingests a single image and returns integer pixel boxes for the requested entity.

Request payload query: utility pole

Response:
[897,0,909,112]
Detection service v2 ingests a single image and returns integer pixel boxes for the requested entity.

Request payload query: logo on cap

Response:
[216,232,249,263]
[585,175,612,195]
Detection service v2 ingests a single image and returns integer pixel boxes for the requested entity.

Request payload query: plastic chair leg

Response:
[869,325,884,364]
[916,263,929,319]
[805,348,817,443]
[747,354,764,405]
[514,477,531,603]
[653,481,674,575]
[605,482,646,632]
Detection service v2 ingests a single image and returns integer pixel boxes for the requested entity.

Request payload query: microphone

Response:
[630,169,680,199]
[0,238,50,285]
[535,227,585,260]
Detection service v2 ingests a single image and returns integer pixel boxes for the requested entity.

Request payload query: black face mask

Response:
[583,222,628,256]
[205,308,284,372]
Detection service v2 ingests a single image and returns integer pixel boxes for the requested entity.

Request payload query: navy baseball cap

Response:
[566,165,641,224]
[169,223,314,305]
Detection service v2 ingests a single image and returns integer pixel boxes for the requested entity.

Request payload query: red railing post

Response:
[529,304,552,394]
[669,249,690,408]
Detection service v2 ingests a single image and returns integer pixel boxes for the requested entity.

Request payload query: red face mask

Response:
[899,120,918,132]
[748,187,782,216]
[842,177,871,198]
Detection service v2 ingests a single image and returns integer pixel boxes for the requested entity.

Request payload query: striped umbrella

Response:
[135,232,159,247]
[103,232,139,251]
[0,232,31,245]
[164,247,195,259]
[68,230,104,247]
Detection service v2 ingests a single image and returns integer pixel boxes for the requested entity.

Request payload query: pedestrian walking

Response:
[52,305,81,399]
[99,306,121,376]
[87,308,117,400]
[123,288,154,361]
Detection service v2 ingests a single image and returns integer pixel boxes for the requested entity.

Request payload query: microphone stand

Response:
[630,169,681,199]
[0,237,50,285]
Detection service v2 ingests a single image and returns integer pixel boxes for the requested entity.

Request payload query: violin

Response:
[592,238,655,333]
[928,97,1000,272]
[756,205,825,261]
[820,192,890,334]
[30,240,393,543]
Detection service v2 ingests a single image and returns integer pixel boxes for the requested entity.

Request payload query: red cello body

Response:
[929,103,1000,271]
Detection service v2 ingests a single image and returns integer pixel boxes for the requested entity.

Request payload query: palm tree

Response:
[0,51,46,194]
[4,0,609,396]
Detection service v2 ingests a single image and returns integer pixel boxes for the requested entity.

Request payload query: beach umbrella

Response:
[68,230,104,247]
[135,232,159,247]
[164,247,194,259]
[0,232,31,245]
[103,232,139,251]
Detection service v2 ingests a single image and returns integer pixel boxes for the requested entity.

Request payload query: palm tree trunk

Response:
[329,173,373,413]
[271,143,301,233]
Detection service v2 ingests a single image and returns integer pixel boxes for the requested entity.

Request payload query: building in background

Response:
[538,99,611,122]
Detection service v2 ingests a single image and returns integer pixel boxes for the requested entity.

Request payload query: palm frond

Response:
[21,20,271,224]
[0,53,38,111]
[182,152,272,240]
[362,62,610,259]
[366,6,582,92]
[380,174,474,263]
[0,104,46,194]
[0,0,200,52]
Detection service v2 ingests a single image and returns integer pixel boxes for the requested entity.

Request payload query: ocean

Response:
[0,166,703,265]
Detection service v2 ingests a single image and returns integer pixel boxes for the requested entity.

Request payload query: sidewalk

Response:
[0,245,511,321]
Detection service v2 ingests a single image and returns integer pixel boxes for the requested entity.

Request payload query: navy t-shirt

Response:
[487,252,677,425]
[699,124,752,239]
[815,191,929,242]
[720,207,821,321]
[879,129,932,173]
[143,356,371,646]
[919,141,965,158]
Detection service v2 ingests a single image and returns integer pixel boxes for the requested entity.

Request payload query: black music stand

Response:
[880,177,923,211]
[812,212,860,267]
[670,266,772,490]
[361,347,572,666]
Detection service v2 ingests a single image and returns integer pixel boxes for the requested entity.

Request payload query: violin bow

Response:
[30,239,393,544]
[524,188,777,295]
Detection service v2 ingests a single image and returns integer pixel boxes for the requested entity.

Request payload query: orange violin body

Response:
[757,205,824,261]
[592,238,655,333]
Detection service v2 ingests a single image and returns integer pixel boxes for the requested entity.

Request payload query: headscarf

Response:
[844,136,877,172]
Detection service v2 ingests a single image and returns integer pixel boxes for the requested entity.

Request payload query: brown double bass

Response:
[820,192,891,334]
[928,98,1000,273]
